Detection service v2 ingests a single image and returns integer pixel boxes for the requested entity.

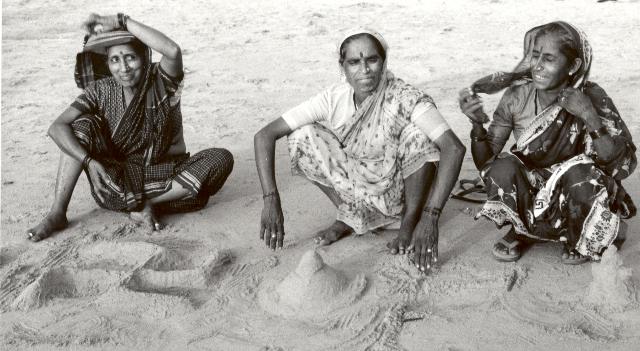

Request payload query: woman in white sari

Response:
[254,29,465,273]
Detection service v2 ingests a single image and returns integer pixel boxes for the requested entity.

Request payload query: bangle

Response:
[423,206,442,218]
[117,13,129,31]
[263,191,279,199]
[470,128,488,142]
[589,125,608,140]
[82,155,92,169]
[471,134,488,143]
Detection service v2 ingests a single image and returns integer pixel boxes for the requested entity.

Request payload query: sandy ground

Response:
[2,0,640,350]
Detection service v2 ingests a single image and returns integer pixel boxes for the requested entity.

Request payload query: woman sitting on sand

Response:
[254,29,465,273]
[459,21,636,264]
[27,13,233,240]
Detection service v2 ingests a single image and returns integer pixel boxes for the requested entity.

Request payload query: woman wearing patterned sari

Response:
[254,29,465,273]
[27,13,234,241]
[459,21,636,264]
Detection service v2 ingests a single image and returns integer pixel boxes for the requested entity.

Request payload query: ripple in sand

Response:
[258,250,366,319]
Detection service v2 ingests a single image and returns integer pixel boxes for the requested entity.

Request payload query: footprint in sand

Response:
[3,240,231,311]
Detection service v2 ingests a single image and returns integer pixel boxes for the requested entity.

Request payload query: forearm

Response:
[424,144,465,211]
[470,123,494,169]
[125,17,180,59]
[254,131,279,195]
[48,123,89,162]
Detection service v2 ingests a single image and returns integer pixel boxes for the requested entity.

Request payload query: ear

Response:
[569,57,582,76]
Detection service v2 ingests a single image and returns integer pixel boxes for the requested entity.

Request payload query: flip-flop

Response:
[451,177,486,204]
[492,237,523,262]
[561,248,589,265]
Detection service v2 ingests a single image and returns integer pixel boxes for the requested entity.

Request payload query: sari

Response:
[71,31,233,212]
[474,22,636,259]
[288,30,439,233]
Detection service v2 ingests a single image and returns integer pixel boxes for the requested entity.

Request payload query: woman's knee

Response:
[485,155,522,178]
[562,164,602,203]
[197,148,234,175]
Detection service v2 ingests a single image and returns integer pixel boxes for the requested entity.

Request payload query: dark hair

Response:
[536,23,579,63]
[338,33,386,65]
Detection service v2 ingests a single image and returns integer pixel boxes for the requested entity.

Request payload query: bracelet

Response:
[81,155,92,169]
[117,13,129,31]
[263,191,279,199]
[589,125,608,140]
[423,206,442,218]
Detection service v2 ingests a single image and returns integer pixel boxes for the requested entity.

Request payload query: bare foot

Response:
[27,211,68,242]
[129,204,162,231]
[313,221,353,246]
[387,230,412,255]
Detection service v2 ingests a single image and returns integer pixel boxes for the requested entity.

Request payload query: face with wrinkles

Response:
[107,44,143,87]
[530,34,580,92]
[341,36,384,99]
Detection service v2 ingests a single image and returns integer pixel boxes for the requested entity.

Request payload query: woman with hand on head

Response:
[27,13,233,241]
[254,29,465,274]
[459,21,636,264]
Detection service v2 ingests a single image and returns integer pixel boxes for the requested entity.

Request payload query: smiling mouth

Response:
[533,74,547,80]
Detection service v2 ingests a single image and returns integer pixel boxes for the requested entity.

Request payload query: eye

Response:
[347,59,359,66]
[110,56,120,63]
[367,57,379,64]
[124,54,138,62]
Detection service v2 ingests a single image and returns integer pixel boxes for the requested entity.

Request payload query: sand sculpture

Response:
[260,250,367,319]
[584,246,637,312]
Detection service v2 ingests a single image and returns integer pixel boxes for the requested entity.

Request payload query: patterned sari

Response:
[289,68,439,233]
[72,33,233,212]
[475,22,636,259]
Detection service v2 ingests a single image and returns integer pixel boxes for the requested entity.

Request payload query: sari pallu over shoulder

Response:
[78,63,184,212]
[336,71,435,194]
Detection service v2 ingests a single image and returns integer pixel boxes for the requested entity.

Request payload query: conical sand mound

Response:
[259,250,367,319]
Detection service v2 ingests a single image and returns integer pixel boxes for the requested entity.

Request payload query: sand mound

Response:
[584,246,637,312]
[11,267,126,311]
[259,250,366,319]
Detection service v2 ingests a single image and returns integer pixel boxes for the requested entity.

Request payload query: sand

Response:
[2,0,640,350]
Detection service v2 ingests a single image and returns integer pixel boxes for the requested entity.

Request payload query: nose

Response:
[360,60,370,73]
[121,59,131,72]
[532,57,543,72]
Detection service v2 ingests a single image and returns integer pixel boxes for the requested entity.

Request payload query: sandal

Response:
[492,229,526,262]
[451,177,486,204]
[561,247,589,265]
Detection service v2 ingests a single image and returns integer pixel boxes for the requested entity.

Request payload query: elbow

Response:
[47,123,58,140]
[448,137,467,161]
[166,43,181,60]
[254,127,268,147]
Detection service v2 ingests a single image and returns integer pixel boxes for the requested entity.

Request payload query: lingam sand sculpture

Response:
[260,250,367,319]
